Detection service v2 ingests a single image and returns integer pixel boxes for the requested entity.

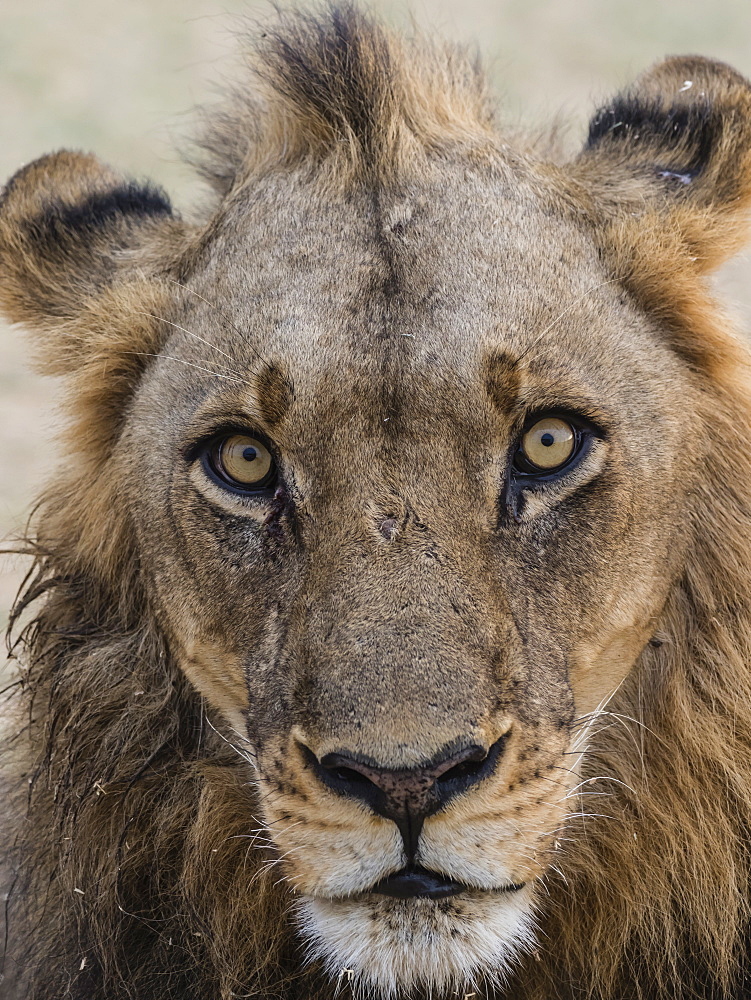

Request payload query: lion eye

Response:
[210,434,276,491]
[516,417,576,473]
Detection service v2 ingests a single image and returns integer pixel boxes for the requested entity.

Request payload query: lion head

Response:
[4,7,751,999]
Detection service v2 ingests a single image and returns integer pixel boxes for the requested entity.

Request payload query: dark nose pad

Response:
[304,736,508,858]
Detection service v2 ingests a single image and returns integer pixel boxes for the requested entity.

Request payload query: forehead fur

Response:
[193,2,499,194]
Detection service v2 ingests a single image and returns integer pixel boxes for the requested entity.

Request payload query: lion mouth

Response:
[367,864,526,900]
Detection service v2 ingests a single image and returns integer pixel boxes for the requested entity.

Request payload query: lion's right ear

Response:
[0,151,179,346]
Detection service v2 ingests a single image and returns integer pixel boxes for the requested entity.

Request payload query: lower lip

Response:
[370,866,526,900]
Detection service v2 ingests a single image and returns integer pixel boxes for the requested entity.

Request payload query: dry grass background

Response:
[2,0,751,627]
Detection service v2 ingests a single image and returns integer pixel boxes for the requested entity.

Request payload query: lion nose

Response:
[304,737,508,858]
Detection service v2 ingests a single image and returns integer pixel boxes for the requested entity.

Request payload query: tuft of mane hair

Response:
[191,2,498,194]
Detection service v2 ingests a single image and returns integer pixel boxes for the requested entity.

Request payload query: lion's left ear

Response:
[573,56,751,272]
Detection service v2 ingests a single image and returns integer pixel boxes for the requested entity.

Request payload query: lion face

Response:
[118,164,698,993]
[5,14,751,997]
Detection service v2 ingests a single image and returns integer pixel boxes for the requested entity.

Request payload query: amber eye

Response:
[516,417,576,473]
[209,434,276,491]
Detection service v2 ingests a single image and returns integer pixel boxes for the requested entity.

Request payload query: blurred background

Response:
[2,0,751,624]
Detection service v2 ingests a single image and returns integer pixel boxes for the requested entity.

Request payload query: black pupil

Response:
[242,446,258,462]
[540,432,555,447]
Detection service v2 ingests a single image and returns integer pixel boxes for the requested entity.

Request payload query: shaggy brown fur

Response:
[4,6,751,999]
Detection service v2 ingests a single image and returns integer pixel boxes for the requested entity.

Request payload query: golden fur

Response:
[4,6,751,999]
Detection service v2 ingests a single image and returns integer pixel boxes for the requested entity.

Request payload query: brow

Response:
[484,351,610,428]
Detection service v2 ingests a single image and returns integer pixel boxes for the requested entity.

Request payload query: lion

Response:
[3,4,751,998]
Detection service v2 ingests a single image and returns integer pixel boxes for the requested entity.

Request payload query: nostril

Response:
[301,746,385,805]
[434,732,510,799]
[300,735,510,860]
[329,764,374,788]
[436,754,486,783]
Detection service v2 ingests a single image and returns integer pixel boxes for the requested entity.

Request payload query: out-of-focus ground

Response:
[2,0,751,632]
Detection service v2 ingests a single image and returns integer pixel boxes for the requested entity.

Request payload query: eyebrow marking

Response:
[253,361,294,426]
[483,350,522,415]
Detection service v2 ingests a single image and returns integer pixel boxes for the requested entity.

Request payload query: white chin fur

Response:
[296,886,537,997]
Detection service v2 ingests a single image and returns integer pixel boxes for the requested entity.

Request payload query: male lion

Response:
[3,5,751,999]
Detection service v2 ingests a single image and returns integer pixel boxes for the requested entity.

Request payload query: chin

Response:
[295,885,538,998]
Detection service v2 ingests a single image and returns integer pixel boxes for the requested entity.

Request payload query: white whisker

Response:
[134,310,248,375]
[166,277,281,377]
[513,277,622,366]
[124,351,246,383]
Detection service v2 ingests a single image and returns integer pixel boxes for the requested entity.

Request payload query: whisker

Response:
[166,277,282,382]
[203,714,256,765]
[134,310,248,375]
[550,764,581,777]
[560,791,614,801]
[228,820,304,844]
[566,774,637,797]
[588,710,659,740]
[563,811,613,822]
[572,709,657,739]
[124,351,246,384]
[513,277,622,367]
[578,716,647,765]
[548,863,569,886]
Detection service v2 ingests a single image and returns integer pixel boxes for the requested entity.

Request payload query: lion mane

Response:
[4,6,751,1000]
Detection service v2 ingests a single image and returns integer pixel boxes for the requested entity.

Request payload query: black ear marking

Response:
[586,95,720,185]
[580,56,751,214]
[24,181,172,252]
[51,182,172,232]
